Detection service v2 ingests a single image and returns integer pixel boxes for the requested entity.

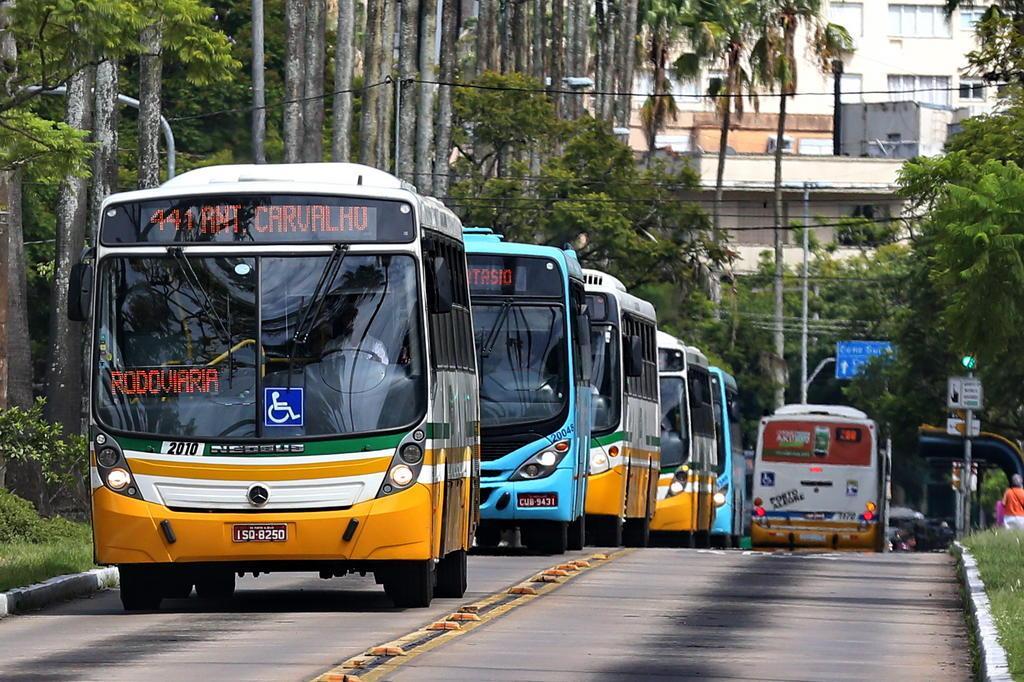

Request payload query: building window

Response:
[960,7,985,30]
[830,2,864,37]
[888,5,951,38]
[959,78,985,100]
[767,135,794,154]
[829,72,863,103]
[672,77,701,103]
[887,74,951,106]
[798,138,833,155]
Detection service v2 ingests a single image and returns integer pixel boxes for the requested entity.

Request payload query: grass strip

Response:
[0,522,94,592]
[963,529,1024,679]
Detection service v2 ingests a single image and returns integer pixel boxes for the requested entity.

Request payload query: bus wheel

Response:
[435,550,468,598]
[118,565,163,611]
[522,521,568,555]
[730,534,741,549]
[383,560,434,607]
[195,570,235,601]
[161,569,193,599]
[586,516,622,547]
[694,530,711,549]
[567,515,585,551]
[623,517,650,548]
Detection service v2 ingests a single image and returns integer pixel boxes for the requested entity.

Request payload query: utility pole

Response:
[832,59,843,156]
[963,371,974,535]
[252,0,266,163]
[800,183,811,403]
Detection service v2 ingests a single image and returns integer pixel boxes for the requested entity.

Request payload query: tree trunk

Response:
[360,0,383,166]
[283,0,305,163]
[532,0,546,83]
[376,0,397,170]
[513,0,528,73]
[714,68,734,234]
[332,0,356,162]
[433,0,459,196]
[397,0,420,181]
[616,0,639,128]
[475,0,493,74]
[499,0,511,72]
[46,66,94,444]
[137,23,163,188]
[302,0,326,162]
[549,0,565,116]
[91,59,119,239]
[252,0,266,163]
[772,90,787,408]
[645,30,665,161]
[414,0,438,189]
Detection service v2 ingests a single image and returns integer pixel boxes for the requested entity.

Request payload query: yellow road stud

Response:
[369,645,406,657]
[508,585,538,595]
[427,620,462,630]
[448,612,481,622]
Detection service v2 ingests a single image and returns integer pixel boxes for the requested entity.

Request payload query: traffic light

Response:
[961,355,977,370]
[952,461,962,491]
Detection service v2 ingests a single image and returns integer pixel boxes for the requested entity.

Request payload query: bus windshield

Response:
[589,322,620,434]
[473,303,569,428]
[659,376,688,468]
[94,253,426,439]
[761,419,872,466]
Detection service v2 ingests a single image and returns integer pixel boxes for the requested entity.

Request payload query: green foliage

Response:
[981,468,1009,515]
[0,488,83,544]
[0,399,88,511]
[963,530,1024,678]
[0,110,92,180]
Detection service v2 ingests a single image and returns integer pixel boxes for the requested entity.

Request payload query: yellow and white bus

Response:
[650,333,718,547]
[582,269,660,547]
[68,163,480,610]
[751,404,885,551]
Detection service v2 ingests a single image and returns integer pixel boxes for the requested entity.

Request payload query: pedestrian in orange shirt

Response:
[1002,474,1024,530]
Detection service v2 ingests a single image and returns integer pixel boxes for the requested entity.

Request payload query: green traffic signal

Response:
[961,355,977,370]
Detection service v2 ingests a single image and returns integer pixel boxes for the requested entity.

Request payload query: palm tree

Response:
[751,0,851,406]
[677,0,758,232]
[639,0,685,162]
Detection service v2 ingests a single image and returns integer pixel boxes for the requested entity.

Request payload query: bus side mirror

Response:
[68,260,93,322]
[431,256,453,314]
[625,335,643,377]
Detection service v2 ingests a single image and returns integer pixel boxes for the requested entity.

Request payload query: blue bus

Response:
[709,366,744,548]
[463,228,592,554]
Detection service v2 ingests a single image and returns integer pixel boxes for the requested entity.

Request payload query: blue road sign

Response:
[835,341,893,380]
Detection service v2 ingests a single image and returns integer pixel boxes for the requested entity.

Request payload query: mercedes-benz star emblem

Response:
[246,484,270,507]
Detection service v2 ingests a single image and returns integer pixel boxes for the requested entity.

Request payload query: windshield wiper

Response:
[291,244,349,347]
[479,298,514,358]
[168,247,232,344]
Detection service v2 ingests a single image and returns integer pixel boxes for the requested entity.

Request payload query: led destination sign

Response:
[467,255,562,297]
[101,195,414,244]
[109,367,222,396]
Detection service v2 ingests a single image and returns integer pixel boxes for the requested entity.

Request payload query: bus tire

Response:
[586,515,622,547]
[567,515,585,551]
[730,534,741,549]
[623,517,650,547]
[118,565,162,611]
[694,530,710,549]
[195,569,235,601]
[523,521,568,555]
[161,569,193,599]
[435,550,467,598]
[384,560,434,607]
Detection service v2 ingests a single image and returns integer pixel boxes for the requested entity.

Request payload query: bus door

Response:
[571,282,593,517]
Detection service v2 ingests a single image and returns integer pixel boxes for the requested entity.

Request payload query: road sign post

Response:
[948,373,983,537]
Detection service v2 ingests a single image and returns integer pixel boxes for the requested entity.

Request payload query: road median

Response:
[956,535,1014,681]
[0,567,118,619]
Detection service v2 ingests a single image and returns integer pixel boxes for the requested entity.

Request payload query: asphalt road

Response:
[0,549,970,681]
[0,550,593,681]
[392,549,971,681]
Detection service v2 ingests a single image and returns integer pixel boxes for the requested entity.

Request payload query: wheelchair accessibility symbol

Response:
[760,471,775,487]
[265,388,303,427]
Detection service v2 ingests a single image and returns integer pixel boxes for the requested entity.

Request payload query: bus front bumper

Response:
[651,490,699,532]
[751,520,879,550]
[584,465,626,519]
[92,484,436,565]
[479,467,578,523]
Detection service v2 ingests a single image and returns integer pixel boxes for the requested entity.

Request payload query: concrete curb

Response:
[0,567,118,619]
[955,542,1012,681]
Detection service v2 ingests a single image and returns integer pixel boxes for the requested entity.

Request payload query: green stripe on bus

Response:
[426,422,452,439]
[592,431,625,447]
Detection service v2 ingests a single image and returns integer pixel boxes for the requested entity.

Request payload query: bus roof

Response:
[101,163,464,241]
[462,227,583,281]
[685,345,710,368]
[773,404,869,420]
[709,366,738,391]
[585,269,656,321]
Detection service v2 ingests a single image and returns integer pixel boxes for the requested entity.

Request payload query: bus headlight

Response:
[713,491,727,507]
[97,447,120,468]
[590,452,609,474]
[389,464,414,487]
[105,468,131,490]
[511,448,568,481]
[669,480,684,496]
[399,444,423,464]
